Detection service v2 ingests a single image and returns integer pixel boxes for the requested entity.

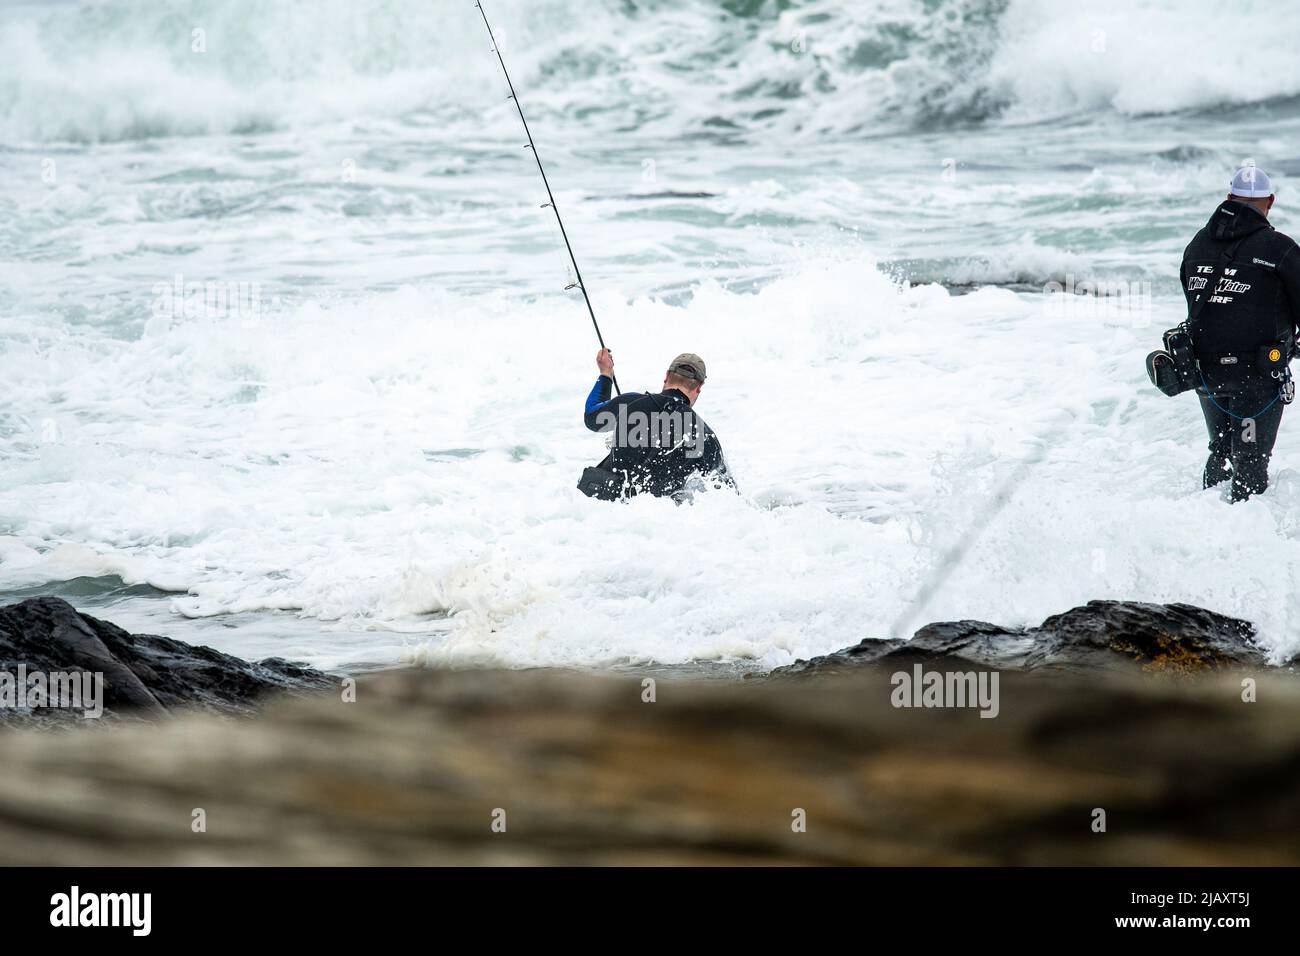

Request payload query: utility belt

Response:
[1195,343,1290,373]
[1147,325,1294,403]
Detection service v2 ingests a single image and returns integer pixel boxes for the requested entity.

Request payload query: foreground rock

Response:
[772,600,1286,677]
[0,666,1295,865]
[0,597,332,724]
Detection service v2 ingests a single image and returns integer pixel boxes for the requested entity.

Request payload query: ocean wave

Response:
[5,0,1300,144]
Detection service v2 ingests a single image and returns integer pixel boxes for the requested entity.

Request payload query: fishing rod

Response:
[474,0,621,395]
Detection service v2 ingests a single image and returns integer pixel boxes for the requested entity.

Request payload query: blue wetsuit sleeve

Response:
[584,376,615,431]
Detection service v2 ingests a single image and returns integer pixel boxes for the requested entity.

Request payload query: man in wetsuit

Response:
[577,350,733,501]
[1182,165,1300,500]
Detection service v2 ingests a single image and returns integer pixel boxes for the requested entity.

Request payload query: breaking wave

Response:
[4,0,1300,144]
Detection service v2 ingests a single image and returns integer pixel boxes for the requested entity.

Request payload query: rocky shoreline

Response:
[0,661,1295,865]
[1,595,1297,864]
[771,600,1294,678]
[0,597,333,725]
[1,596,1294,725]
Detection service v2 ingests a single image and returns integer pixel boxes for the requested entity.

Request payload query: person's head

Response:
[663,352,706,405]
[1228,164,1275,217]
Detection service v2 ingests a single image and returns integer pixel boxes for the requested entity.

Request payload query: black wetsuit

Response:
[1181,200,1300,500]
[578,375,733,500]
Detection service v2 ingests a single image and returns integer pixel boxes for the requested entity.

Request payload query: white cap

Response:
[1230,164,1273,198]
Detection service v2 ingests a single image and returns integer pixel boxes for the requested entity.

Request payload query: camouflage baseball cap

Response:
[668,352,707,382]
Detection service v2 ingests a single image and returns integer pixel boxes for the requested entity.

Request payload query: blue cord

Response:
[1197,371,1282,421]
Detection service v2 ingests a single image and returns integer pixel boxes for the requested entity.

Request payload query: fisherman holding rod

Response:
[476,1,735,502]
[577,348,733,501]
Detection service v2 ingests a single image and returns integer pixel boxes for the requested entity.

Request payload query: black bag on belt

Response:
[577,466,628,501]
[1146,324,1197,396]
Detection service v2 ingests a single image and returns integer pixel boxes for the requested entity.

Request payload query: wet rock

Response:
[0,666,1297,865]
[773,600,1276,677]
[0,597,333,724]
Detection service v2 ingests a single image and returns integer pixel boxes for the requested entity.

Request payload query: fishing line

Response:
[474,1,621,394]
[887,411,1076,640]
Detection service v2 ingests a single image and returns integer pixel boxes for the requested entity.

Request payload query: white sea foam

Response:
[4,259,1300,668]
[990,0,1300,120]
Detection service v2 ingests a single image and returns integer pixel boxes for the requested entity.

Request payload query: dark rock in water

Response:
[773,600,1275,677]
[0,597,332,725]
[1024,602,1269,672]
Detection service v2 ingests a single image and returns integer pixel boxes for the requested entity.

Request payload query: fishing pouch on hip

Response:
[577,466,627,501]
[1146,326,1197,397]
